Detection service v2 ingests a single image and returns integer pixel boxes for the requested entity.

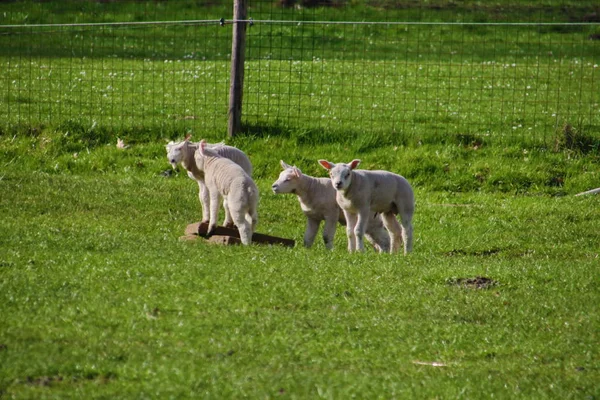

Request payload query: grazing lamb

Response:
[318,159,414,255]
[165,135,252,227]
[272,160,390,252]
[195,140,259,245]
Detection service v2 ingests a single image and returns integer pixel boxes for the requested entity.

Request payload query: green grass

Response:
[1,1,600,398]
[1,1,599,143]
[1,56,599,145]
[1,134,599,398]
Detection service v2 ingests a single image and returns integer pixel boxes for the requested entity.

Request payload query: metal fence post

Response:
[228,0,248,137]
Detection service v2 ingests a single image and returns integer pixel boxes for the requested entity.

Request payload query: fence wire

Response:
[0,0,599,144]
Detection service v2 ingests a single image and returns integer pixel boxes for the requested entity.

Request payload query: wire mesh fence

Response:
[1,0,599,144]
[2,21,232,136]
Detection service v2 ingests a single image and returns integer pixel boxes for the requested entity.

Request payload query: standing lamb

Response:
[165,135,252,227]
[195,140,259,245]
[318,159,414,255]
[272,160,390,252]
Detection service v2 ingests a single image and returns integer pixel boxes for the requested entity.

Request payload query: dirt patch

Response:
[444,248,502,257]
[448,276,498,289]
[23,372,116,387]
[25,376,64,387]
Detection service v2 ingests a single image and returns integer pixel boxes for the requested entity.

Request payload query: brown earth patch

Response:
[448,276,498,289]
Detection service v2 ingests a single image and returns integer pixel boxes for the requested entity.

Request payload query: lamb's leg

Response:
[400,212,413,255]
[198,181,210,223]
[207,191,221,236]
[304,218,320,248]
[249,204,258,234]
[381,212,403,254]
[344,211,358,252]
[238,223,252,245]
[231,206,252,245]
[222,198,234,228]
[353,208,370,252]
[322,216,337,250]
[365,214,390,253]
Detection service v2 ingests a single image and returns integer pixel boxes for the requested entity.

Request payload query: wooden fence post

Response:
[228,0,248,137]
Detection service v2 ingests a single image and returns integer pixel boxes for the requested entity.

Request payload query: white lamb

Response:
[318,159,414,255]
[272,160,390,252]
[195,139,259,245]
[165,135,252,227]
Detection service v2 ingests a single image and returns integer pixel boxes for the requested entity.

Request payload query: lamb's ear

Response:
[199,139,207,156]
[349,159,361,169]
[280,160,292,170]
[318,159,334,170]
[292,166,302,178]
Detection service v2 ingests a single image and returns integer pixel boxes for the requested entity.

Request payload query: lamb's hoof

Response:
[206,227,217,237]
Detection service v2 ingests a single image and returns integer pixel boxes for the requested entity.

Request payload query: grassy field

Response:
[2,56,598,143]
[1,132,599,398]
[1,1,600,398]
[1,1,599,143]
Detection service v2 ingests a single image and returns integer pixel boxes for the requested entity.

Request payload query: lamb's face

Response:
[328,164,353,191]
[165,141,184,169]
[272,168,299,194]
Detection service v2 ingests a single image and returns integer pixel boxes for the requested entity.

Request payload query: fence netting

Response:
[1,0,599,144]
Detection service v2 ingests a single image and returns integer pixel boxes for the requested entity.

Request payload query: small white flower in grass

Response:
[116,138,129,149]
[413,361,447,367]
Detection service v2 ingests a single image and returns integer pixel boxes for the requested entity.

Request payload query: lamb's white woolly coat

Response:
[196,140,259,245]
[165,138,252,226]
[272,161,390,251]
[319,159,414,255]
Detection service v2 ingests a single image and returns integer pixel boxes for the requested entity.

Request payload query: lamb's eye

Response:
[284,178,290,182]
